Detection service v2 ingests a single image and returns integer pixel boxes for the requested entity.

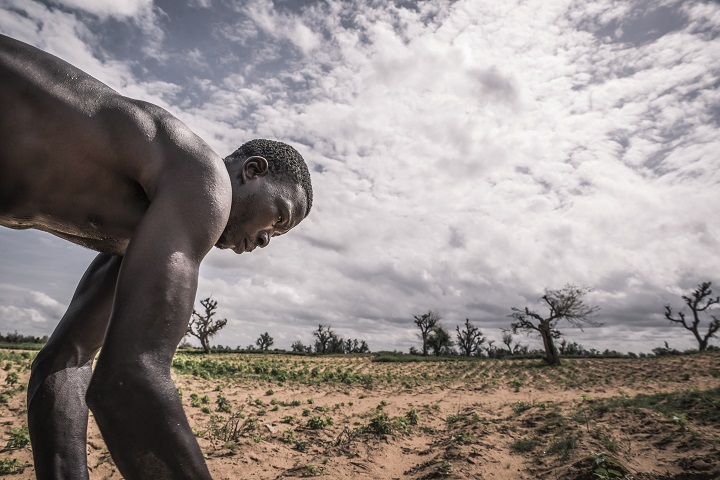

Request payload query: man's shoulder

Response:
[107,98,228,188]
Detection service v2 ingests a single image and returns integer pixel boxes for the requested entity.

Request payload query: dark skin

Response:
[0,34,308,479]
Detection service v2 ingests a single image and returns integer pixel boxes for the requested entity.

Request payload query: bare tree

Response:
[414,310,440,355]
[186,296,228,354]
[501,331,522,355]
[313,324,334,354]
[484,339,499,358]
[344,338,370,353]
[456,319,485,356]
[256,332,274,351]
[509,285,600,365]
[665,282,720,351]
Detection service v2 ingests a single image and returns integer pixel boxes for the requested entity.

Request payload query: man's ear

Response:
[240,156,269,182]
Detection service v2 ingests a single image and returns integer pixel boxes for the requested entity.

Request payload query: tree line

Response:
[0,331,49,344]
[184,298,370,355]
[182,281,720,362]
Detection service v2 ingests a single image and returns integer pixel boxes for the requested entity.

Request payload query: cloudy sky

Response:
[1,0,719,354]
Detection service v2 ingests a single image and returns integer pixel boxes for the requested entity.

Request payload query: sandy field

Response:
[1,350,719,479]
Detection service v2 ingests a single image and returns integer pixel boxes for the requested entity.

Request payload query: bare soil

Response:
[1,351,719,479]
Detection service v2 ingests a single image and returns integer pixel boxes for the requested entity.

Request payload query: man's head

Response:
[216,139,313,254]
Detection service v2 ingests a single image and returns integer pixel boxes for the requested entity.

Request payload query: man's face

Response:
[216,173,307,255]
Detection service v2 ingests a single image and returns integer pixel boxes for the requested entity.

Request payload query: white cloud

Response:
[48,0,153,19]
[189,0,212,9]
[240,0,322,54]
[0,284,67,334]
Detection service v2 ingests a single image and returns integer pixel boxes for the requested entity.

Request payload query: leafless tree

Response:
[344,338,370,353]
[509,285,600,365]
[414,310,440,355]
[313,324,334,354]
[665,282,720,351]
[501,331,525,355]
[186,296,228,354]
[456,319,485,356]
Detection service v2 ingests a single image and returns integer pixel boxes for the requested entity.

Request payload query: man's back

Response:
[0,33,227,255]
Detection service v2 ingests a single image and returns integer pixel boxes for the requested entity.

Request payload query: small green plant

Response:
[671,413,687,428]
[293,438,309,452]
[306,416,333,430]
[445,412,466,425]
[452,431,475,445]
[364,412,393,435]
[243,417,259,432]
[303,463,322,476]
[0,458,28,474]
[265,388,274,396]
[511,401,532,415]
[216,394,232,413]
[510,378,524,392]
[224,440,240,453]
[591,453,634,479]
[509,438,539,453]
[436,461,452,476]
[4,426,30,450]
[599,434,620,453]
[4,371,19,386]
[281,428,308,452]
[548,435,577,460]
[405,407,419,425]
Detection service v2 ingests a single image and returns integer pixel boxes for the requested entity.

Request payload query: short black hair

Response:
[227,139,313,216]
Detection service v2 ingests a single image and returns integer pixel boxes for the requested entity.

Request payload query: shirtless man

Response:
[0,34,313,479]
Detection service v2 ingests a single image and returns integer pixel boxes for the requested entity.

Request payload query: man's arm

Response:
[85,158,229,480]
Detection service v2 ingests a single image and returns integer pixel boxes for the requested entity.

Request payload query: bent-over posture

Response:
[0,34,313,479]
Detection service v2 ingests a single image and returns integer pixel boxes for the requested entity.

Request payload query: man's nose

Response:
[256,231,270,248]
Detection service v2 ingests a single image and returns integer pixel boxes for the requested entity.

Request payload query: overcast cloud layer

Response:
[1,0,718,353]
